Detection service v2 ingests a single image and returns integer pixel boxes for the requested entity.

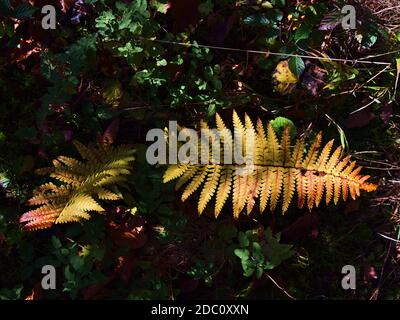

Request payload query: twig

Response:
[265,272,296,300]
[141,38,392,66]
[375,5,400,15]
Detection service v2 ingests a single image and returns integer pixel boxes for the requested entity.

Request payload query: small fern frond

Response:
[20,140,135,231]
[163,111,378,218]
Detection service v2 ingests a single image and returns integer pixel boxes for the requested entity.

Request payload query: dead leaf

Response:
[301,61,326,96]
[272,60,298,95]
[102,118,120,144]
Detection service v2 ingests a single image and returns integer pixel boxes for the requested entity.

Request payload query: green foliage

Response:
[235,228,293,278]
[0,0,399,301]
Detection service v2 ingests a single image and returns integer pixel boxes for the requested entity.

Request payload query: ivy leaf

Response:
[288,56,305,79]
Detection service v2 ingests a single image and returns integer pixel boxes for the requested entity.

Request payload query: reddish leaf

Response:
[60,0,76,13]
[25,283,44,300]
[344,108,376,128]
[108,216,148,249]
[102,118,120,144]
[301,61,326,96]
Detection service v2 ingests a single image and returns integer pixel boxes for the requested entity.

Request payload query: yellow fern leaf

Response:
[20,140,134,231]
[215,168,232,217]
[163,111,378,219]
[198,165,221,214]
[181,166,208,201]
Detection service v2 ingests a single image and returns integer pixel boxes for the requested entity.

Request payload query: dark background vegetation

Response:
[1,0,400,299]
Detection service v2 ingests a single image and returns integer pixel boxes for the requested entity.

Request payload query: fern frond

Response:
[163,111,378,218]
[20,140,135,231]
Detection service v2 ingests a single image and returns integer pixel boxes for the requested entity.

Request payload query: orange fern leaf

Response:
[163,111,378,218]
[20,140,135,231]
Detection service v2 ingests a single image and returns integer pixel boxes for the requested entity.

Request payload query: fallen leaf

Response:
[102,118,120,144]
[272,60,298,95]
[301,61,326,96]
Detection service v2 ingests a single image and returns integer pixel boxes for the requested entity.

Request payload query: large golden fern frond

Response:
[20,139,135,231]
[163,111,377,218]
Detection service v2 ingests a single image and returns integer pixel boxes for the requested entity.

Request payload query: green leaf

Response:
[271,0,285,7]
[70,255,85,271]
[234,248,250,261]
[238,232,249,248]
[255,267,264,279]
[361,33,378,49]
[243,265,255,277]
[13,3,36,19]
[264,228,294,269]
[270,116,297,138]
[265,9,283,22]
[156,59,167,67]
[151,1,170,14]
[244,15,270,26]
[0,172,10,188]
[288,56,305,78]
[294,24,312,42]
[51,236,62,249]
